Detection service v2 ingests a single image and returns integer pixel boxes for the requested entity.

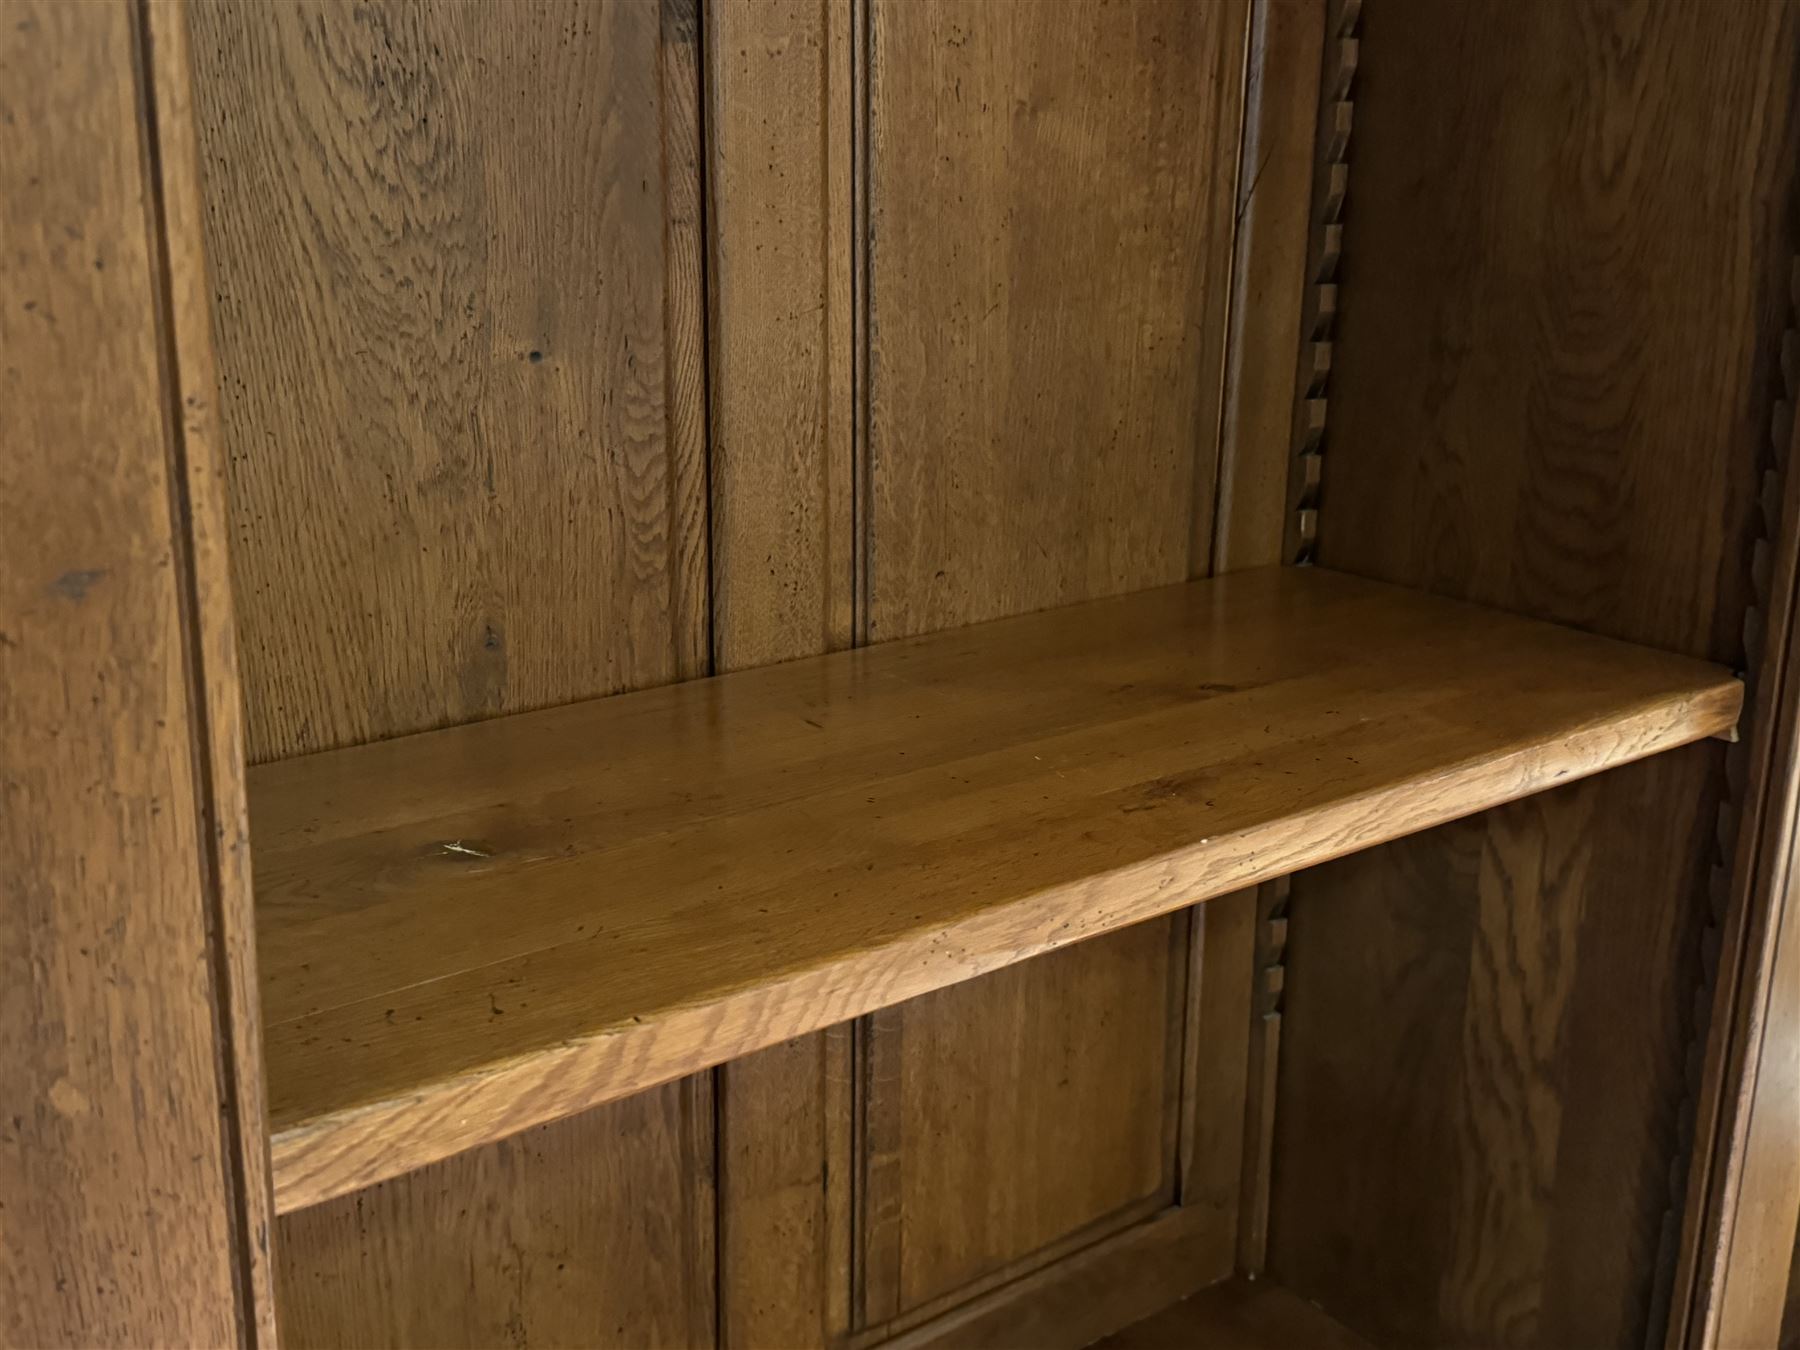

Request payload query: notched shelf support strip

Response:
[1284,0,1358,565]
[1239,876,1291,1275]
[1244,0,1361,1276]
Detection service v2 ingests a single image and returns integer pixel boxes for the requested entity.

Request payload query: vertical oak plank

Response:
[0,0,272,1341]
[708,0,856,671]
[707,0,858,1343]
[141,1,279,1336]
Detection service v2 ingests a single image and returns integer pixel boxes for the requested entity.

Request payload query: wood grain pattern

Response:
[141,2,280,1337]
[866,0,1245,634]
[862,0,1250,1312]
[706,3,858,1340]
[708,0,855,671]
[1315,0,1795,662]
[246,566,1740,1212]
[718,1030,853,1349]
[185,3,721,1341]
[1095,1275,1376,1350]
[1274,752,1724,1349]
[189,0,709,763]
[1197,12,1320,1273]
[1275,1,1800,1345]
[0,0,268,1340]
[860,922,1181,1313]
[1271,820,1482,1346]
[276,1082,715,1349]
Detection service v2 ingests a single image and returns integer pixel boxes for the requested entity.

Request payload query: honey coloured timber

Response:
[248,564,1741,1213]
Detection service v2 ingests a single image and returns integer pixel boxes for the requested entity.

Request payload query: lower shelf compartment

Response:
[1096,1277,1376,1350]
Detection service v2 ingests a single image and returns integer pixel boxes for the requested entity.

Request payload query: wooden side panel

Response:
[276,1086,715,1348]
[187,2,717,1341]
[861,0,1248,1318]
[0,0,271,1341]
[190,0,707,764]
[1314,0,1795,662]
[1275,1,1800,1346]
[708,2,856,1343]
[1274,754,1719,1347]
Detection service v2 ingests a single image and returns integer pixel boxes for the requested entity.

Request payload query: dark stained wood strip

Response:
[1283,0,1359,564]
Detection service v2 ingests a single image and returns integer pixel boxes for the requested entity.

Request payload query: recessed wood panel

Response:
[1277,0,1800,1345]
[275,1085,715,1349]
[190,0,707,764]
[867,0,1245,637]
[862,0,1249,1315]
[186,1,716,1340]
[874,924,1183,1310]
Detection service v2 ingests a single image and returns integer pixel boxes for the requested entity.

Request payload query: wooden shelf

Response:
[252,566,1739,1212]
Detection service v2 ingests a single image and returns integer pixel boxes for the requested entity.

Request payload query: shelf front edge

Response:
[266,674,1738,1213]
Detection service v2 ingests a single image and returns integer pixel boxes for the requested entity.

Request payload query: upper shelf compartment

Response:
[252,565,1740,1212]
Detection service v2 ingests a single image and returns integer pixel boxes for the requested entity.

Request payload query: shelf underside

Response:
[250,565,1740,1212]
